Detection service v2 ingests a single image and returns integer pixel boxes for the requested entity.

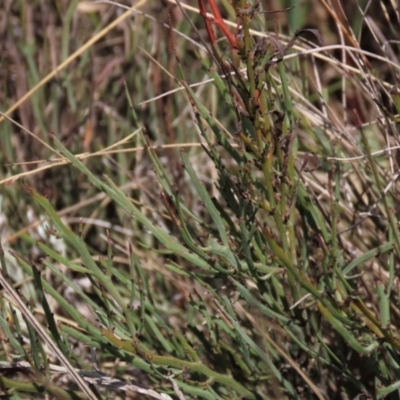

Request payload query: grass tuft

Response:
[2,0,400,399]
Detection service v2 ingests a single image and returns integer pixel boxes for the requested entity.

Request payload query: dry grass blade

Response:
[0,0,148,124]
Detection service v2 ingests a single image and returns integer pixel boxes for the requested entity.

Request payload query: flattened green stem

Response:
[377,379,400,397]
[343,241,394,275]
[211,298,299,399]
[30,188,137,338]
[263,227,358,327]
[317,301,379,354]
[100,328,255,399]
[50,135,214,274]
[181,150,228,246]
[377,283,390,328]
[0,375,83,399]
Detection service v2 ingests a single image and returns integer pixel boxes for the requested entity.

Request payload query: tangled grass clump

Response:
[2,0,400,399]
